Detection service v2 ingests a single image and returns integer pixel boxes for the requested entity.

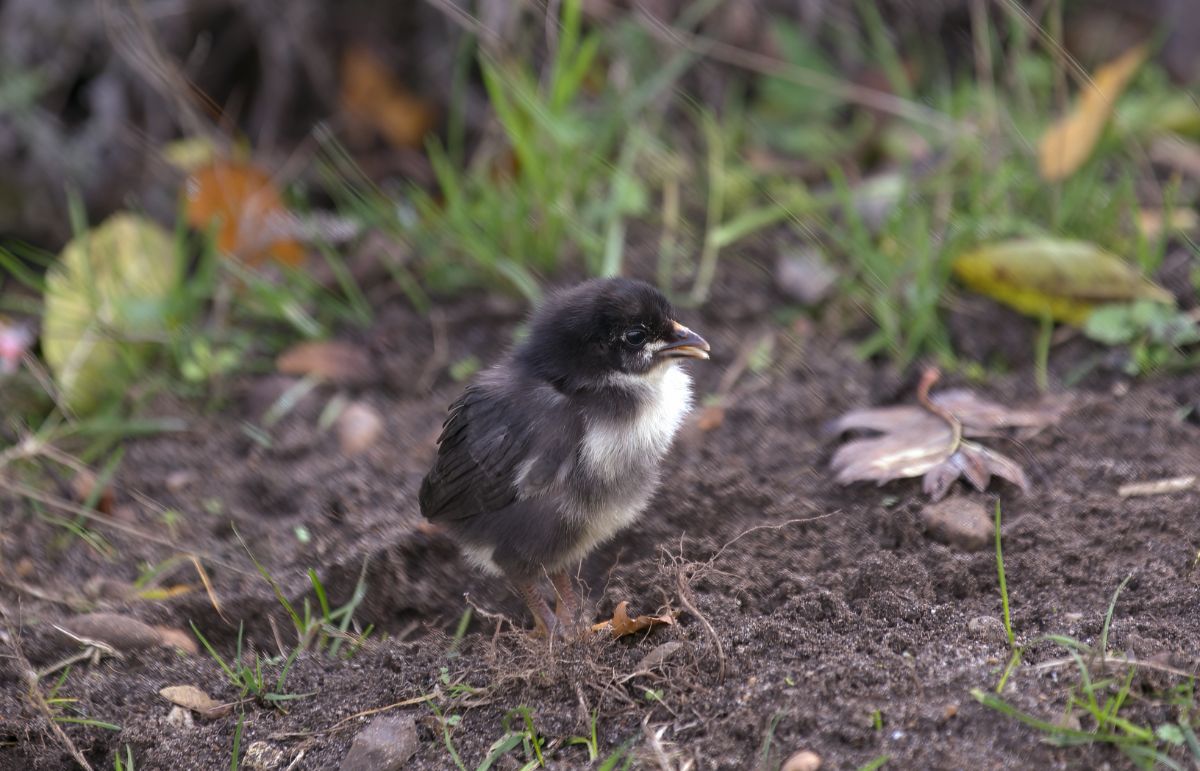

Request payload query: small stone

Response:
[967,615,1008,645]
[782,750,822,771]
[337,402,383,456]
[244,741,287,771]
[165,470,196,492]
[919,496,993,551]
[339,714,419,771]
[775,248,838,306]
[166,706,194,730]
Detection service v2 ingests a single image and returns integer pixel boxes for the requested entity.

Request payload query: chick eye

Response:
[622,326,648,348]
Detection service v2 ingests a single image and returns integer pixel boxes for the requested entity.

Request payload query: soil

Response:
[2,253,1199,771]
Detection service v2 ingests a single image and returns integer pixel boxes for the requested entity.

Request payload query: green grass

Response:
[190,621,309,708]
[233,529,374,658]
[113,745,135,771]
[978,561,1198,768]
[994,501,1014,648]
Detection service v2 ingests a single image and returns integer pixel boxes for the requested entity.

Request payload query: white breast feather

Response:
[560,363,693,566]
[582,364,693,481]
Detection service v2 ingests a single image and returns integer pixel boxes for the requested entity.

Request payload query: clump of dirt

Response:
[3,255,1199,769]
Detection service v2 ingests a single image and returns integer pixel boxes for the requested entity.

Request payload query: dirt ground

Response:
[2,253,1199,770]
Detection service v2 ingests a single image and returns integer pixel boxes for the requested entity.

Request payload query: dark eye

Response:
[622,325,648,348]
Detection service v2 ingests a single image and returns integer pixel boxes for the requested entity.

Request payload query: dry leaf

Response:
[831,369,1063,501]
[159,685,232,719]
[71,470,114,515]
[185,162,304,267]
[59,613,164,651]
[341,48,435,149]
[953,237,1173,325]
[59,613,196,655]
[152,625,199,655]
[591,600,675,638]
[1039,44,1148,181]
[275,340,374,385]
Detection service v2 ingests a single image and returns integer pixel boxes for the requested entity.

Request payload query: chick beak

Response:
[658,321,711,360]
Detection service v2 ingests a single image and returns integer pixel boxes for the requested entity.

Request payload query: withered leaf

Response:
[275,341,375,386]
[59,613,198,655]
[1039,44,1148,181]
[159,685,232,719]
[831,372,1062,501]
[591,601,675,638]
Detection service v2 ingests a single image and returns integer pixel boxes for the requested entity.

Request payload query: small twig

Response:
[1,609,96,771]
[270,692,436,739]
[675,569,724,685]
[916,367,963,453]
[707,513,835,567]
[1028,654,1196,680]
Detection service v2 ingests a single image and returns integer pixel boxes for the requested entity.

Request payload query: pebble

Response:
[919,496,993,551]
[337,401,383,456]
[967,615,1009,645]
[165,470,196,492]
[782,750,822,771]
[166,706,194,731]
[339,714,419,771]
[774,248,838,306]
[244,741,287,770]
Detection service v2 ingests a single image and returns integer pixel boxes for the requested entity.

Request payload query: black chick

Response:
[419,278,710,636]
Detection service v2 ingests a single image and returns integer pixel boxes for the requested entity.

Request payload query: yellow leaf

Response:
[42,214,180,413]
[953,237,1173,326]
[1039,44,1148,181]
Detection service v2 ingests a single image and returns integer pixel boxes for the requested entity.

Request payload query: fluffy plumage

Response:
[418,278,709,634]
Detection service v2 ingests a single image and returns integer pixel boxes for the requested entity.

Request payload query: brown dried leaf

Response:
[152,626,199,656]
[591,601,675,638]
[184,162,305,267]
[275,341,374,386]
[71,470,114,515]
[59,613,198,655]
[931,390,1070,436]
[159,685,232,719]
[832,381,1057,500]
[340,48,435,149]
[1039,44,1148,181]
[60,613,163,651]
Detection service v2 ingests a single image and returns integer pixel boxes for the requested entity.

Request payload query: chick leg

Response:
[549,571,581,633]
[516,581,560,638]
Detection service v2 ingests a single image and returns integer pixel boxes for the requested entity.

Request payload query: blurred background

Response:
[3,1,1200,769]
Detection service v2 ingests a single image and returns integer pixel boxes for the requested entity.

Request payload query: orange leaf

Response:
[184,162,304,267]
[1039,44,1148,181]
[341,48,435,149]
[591,600,676,638]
